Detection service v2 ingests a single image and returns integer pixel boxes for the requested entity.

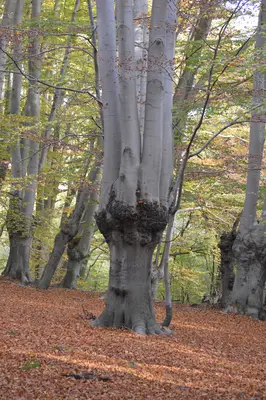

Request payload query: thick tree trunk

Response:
[4,189,36,284]
[3,234,31,283]
[93,200,168,334]
[230,225,266,320]
[93,227,162,333]
[229,0,266,320]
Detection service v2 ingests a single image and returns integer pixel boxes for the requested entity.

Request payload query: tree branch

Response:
[0,45,103,105]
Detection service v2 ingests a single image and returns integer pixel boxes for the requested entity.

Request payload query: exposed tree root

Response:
[90,317,172,335]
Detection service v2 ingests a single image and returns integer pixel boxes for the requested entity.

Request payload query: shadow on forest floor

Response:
[0,278,265,399]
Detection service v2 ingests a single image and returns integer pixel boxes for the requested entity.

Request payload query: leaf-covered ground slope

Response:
[0,279,265,399]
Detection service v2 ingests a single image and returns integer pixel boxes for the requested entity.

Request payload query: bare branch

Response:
[0,45,103,105]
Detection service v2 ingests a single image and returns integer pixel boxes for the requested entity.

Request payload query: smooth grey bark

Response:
[0,0,17,112]
[151,239,163,300]
[60,160,101,289]
[229,0,266,319]
[4,69,11,112]
[3,0,41,284]
[93,235,161,333]
[60,186,99,289]
[134,0,148,140]
[93,0,178,334]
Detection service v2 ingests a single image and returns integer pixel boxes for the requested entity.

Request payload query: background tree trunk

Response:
[60,168,101,289]
[218,215,240,308]
[0,0,17,112]
[38,184,90,289]
[3,0,41,284]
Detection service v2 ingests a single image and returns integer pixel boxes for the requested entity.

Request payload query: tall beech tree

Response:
[3,0,41,283]
[92,0,178,334]
[228,0,266,319]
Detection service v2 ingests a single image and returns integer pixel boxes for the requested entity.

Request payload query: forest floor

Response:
[0,279,265,400]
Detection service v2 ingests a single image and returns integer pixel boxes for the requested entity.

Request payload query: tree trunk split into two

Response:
[94,0,178,334]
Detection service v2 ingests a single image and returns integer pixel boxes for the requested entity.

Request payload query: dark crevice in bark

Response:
[218,231,236,307]
[94,199,170,334]
[217,215,240,308]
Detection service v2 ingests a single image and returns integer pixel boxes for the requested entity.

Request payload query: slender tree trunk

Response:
[0,0,17,112]
[173,0,215,136]
[60,0,103,289]
[38,0,81,171]
[153,4,214,323]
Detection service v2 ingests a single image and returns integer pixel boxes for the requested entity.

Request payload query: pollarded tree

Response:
[228,0,266,320]
[92,0,178,334]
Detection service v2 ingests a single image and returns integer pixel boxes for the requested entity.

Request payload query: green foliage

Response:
[22,360,41,371]
[0,0,261,300]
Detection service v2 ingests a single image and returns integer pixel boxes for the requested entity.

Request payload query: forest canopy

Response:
[0,0,265,332]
